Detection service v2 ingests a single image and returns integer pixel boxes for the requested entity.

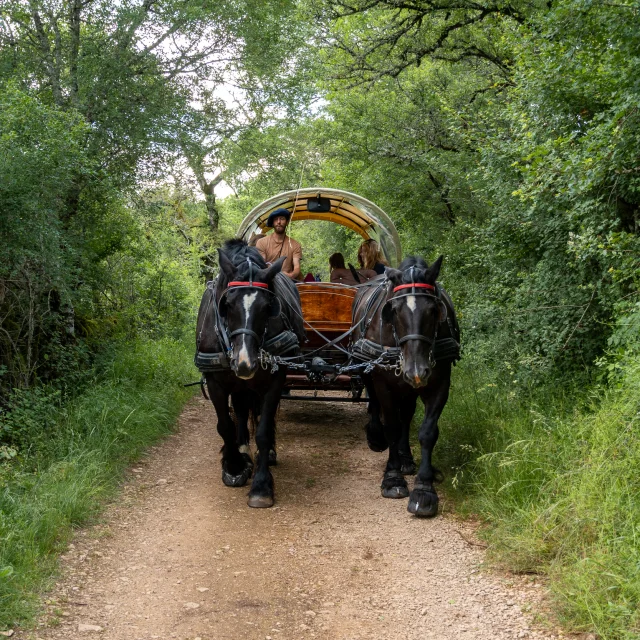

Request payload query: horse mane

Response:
[398,256,429,283]
[221,239,267,279]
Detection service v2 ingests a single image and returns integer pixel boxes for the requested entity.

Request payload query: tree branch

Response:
[28,2,63,105]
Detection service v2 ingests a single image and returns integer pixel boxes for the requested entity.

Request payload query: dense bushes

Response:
[0,87,91,395]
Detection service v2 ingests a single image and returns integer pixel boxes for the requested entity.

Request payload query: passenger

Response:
[357,239,388,275]
[329,252,346,272]
[329,252,376,285]
[255,208,302,280]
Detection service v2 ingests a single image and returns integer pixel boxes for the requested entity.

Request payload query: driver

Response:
[255,208,302,280]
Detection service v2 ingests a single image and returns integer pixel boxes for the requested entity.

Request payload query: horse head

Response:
[218,242,285,380]
[381,256,446,388]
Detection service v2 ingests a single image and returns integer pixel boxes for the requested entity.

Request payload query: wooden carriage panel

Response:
[296,283,356,332]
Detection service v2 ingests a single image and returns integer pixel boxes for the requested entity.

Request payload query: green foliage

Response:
[0,86,91,393]
[74,189,203,343]
[0,0,306,395]
[465,0,640,381]
[301,0,640,385]
[433,338,640,639]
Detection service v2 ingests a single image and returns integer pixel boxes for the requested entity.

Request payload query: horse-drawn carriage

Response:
[195,188,460,514]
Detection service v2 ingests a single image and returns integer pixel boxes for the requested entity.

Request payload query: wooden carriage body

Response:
[237,188,401,400]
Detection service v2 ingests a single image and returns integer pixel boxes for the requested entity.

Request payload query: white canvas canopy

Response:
[236,187,402,267]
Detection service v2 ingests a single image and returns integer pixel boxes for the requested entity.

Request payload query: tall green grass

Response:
[431,357,640,639]
[0,338,196,629]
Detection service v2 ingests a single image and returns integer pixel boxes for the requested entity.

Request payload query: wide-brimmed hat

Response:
[266,207,292,227]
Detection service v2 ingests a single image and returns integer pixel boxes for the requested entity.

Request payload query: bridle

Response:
[217,258,280,346]
[387,267,443,350]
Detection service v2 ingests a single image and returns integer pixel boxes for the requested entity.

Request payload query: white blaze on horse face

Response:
[238,291,259,367]
[242,291,258,327]
[407,295,417,312]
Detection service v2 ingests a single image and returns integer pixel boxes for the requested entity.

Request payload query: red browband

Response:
[227,281,269,289]
[393,283,436,293]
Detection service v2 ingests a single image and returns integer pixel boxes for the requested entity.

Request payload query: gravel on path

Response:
[19,395,571,640]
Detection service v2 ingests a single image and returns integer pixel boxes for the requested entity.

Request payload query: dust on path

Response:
[21,395,567,640]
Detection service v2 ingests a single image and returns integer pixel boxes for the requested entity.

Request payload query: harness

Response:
[194,260,301,373]
[349,267,460,375]
[389,279,439,347]
[194,263,460,378]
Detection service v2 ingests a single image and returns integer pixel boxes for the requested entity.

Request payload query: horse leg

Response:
[398,396,418,475]
[206,377,252,488]
[408,370,451,517]
[247,371,285,508]
[231,391,254,475]
[374,380,409,499]
[266,387,277,467]
[240,392,276,465]
[363,374,388,452]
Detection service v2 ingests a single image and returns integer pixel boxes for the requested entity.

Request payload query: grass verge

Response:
[0,337,197,629]
[419,356,640,640]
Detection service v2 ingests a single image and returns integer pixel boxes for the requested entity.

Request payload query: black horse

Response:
[195,239,304,508]
[351,256,460,517]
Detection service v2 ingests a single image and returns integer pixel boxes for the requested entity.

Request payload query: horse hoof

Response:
[401,461,417,475]
[407,488,439,517]
[247,494,274,508]
[222,465,252,488]
[381,485,410,499]
[268,449,277,466]
[380,471,409,499]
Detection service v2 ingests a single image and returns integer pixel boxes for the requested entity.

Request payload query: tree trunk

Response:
[69,0,82,107]
[203,184,219,232]
[179,143,226,233]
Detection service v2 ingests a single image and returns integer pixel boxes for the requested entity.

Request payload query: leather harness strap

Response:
[228,327,263,342]
[392,283,435,293]
[398,333,434,345]
[227,281,268,288]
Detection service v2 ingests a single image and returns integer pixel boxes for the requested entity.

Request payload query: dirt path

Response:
[21,395,565,640]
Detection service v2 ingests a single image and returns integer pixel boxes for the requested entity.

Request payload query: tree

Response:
[314,0,537,84]
[0,0,309,392]
[309,0,640,379]
[0,86,90,393]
